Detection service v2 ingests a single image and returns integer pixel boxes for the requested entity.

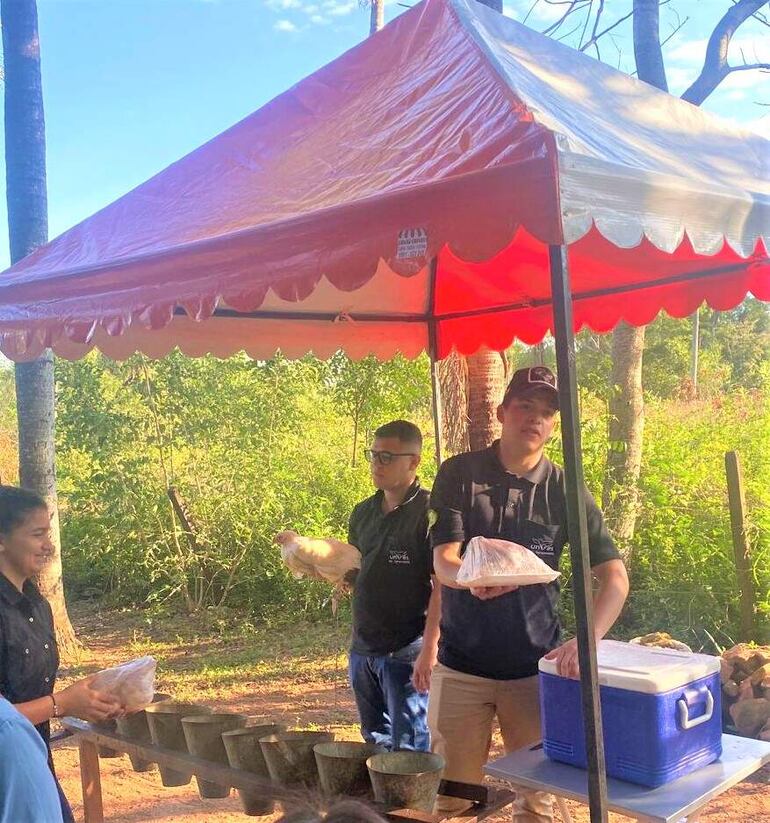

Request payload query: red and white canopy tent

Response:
[2,0,768,817]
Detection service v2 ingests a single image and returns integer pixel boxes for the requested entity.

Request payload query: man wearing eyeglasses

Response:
[429,366,629,821]
[347,419,440,752]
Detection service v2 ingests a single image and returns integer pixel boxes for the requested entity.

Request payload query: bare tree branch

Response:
[588,0,606,45]
[522,0,542,25]
[730,0,770,28]
[527,0,768,110]
[581,7,633,53]
[681,0,769,105]
[610,33,623,68]
[541,0,588,37]
[660,15,689,49]
[577,0,596,50]
[556,19,587,42]
[731,61,770,71]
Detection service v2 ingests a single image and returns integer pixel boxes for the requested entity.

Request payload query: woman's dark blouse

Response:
[0,572,59,746]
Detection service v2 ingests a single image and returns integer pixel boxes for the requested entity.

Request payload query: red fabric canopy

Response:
[0,0,767,362]
[435,228,769,358]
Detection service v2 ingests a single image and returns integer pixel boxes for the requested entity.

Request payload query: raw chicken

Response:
[456,536,560,587]
[275,531,361,585]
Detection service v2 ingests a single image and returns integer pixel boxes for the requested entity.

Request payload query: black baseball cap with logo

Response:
[502,366,559,408]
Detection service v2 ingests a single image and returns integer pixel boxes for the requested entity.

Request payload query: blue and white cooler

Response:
[538,640,722,787]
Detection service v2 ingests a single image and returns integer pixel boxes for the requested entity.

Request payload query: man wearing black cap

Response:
[428,366,629,821]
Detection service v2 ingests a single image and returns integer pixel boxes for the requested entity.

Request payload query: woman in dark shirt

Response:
[0,486,121,822]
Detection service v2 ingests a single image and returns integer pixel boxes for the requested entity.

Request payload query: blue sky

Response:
[0,0,767,270]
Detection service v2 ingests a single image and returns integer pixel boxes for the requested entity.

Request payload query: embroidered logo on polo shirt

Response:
[531,535,555,555]
[388,548,411,565]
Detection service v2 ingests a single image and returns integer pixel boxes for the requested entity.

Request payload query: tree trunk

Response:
[438,348,506,456]
[369,0,384,35]
[15,356,76,654]
[466,348,506,450]
[599,1,668,565]
[603,323,644,563]
[632,0,668,91]
[2,0,77,654]
[438,353,469,455]
[680,0,768,106]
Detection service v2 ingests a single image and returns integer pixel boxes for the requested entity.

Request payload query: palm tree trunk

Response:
[437,353,469,454]
[2,0,77,655]
[466,348,506,450]
[436,0,504,455]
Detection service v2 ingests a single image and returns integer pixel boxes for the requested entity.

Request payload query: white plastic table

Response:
[484,734,770,823]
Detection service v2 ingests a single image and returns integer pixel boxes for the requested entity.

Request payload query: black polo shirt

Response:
[430,443,619,680]
[0,573,59,746]
[348,481,433,656]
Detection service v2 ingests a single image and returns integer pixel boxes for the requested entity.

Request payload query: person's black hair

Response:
[0,486,48,534]
[373,419,422,449]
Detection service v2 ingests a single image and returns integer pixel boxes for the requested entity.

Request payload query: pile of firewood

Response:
[720,644,770,740]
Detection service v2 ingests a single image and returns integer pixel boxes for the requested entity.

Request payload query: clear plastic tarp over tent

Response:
[0,0,767,362]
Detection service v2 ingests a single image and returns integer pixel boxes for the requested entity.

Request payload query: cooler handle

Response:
[676,687,714,730]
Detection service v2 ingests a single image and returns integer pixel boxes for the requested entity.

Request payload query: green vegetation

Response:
[52,351,435,616]
[0,300,767,648]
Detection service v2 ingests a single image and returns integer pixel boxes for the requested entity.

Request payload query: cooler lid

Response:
[538,639,720,693]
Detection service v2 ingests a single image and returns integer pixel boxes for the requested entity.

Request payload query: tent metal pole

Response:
[548,244,608,823]
[427,257,443,467]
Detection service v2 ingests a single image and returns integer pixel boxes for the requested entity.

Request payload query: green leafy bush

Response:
[54,351,435,617]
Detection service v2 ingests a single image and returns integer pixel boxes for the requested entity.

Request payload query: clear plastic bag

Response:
[456,536,560,588]
[90,655,157,712]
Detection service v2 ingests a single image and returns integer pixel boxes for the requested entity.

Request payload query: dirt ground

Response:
[53,606,769,823]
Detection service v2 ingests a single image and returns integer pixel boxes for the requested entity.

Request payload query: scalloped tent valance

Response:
[1,0,768,362]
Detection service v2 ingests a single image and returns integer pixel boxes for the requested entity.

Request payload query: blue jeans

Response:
[348,638,430,752]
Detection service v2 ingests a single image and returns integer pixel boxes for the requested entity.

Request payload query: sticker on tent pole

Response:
[396,228,428,260]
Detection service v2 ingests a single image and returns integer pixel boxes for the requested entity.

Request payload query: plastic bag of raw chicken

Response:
[275,531,361,585]
[456,536,560,588]
[90,656,156,712]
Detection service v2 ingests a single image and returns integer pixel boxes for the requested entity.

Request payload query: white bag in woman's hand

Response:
[90,655,156,711]
[456,536,560,588]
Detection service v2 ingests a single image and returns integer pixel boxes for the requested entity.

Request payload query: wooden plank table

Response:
[63,718,514,823]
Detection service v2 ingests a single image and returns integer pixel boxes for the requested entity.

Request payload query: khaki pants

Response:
[428,663,553,823]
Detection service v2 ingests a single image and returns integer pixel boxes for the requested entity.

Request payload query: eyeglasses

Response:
[364,449,418,466]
